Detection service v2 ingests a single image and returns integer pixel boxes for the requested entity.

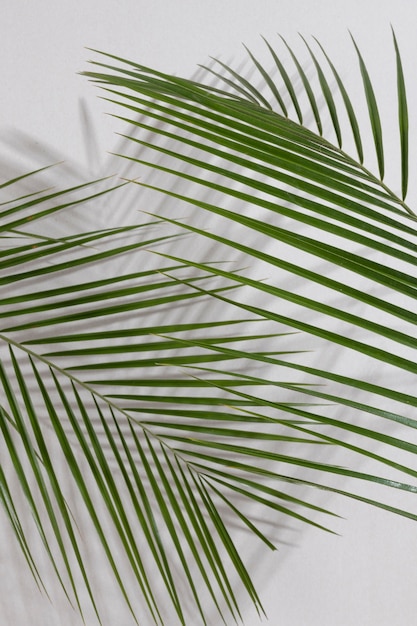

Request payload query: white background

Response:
[2,1,417,624]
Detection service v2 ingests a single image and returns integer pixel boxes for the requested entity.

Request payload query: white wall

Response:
[2,2,417,624]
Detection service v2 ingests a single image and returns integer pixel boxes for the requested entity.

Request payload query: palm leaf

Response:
[1,166,338,624]
[82,33,417,614]
[2,31,417,625]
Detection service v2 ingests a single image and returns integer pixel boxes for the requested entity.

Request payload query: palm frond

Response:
[82,29,417,594]
[2,166,337,624]
[2,31,417,625]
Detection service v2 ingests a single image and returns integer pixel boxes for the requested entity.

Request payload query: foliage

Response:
[1,31,417,624]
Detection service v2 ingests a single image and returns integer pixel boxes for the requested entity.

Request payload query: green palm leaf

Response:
[1,167,335,623]
[2,31,417,625]
[82,33,417,615]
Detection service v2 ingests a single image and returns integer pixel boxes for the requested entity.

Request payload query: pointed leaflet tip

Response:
[279,34,323,135]
[299,34,343,147]
[350,33,385,180]
[392,28,409,200]
[312,36,364,163]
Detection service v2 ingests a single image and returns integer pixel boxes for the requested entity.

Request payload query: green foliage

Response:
[1,32,417,624]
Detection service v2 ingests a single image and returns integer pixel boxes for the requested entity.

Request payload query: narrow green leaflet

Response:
[313,37,364,163]
[278,35,323,135]
[351,34,385,180]
[392,28,409,199]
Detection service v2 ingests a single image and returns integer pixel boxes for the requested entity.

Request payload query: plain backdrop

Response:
[2,2,417,625]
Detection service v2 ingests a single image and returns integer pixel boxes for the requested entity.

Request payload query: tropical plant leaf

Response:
[1,166,344,624]
[2,31,417,626]
[83,31,417,553]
